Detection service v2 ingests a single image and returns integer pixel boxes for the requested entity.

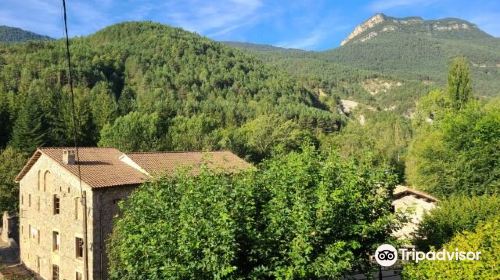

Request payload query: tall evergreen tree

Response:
[9,93,46,153]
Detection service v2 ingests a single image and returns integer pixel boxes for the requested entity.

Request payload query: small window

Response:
[54,195,60,214]
[75,237,84,259]
[76,271,83,280]
[52,264,60,280]
[53,231,60,252]
[21,194,24,205]
[75,197,80,220]
[28,194,31,207]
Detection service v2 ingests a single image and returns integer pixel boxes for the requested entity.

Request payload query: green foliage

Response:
[108,146,398,279]
[228,20,500,114]
[414,195,500,250]
[406,99,500,197]
[0,22,340,159]
[235,114,314,162]
[9,93,47,152]
[411,89,450,127]
[447,57,472,110]
[99,111,162,152]
[325,111,413,181]
[0,147,27,212]
[108,170,250,280]
[403,217,500,279]
[168,114,219,151]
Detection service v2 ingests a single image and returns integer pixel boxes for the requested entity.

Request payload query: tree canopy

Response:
[108,146,398,279]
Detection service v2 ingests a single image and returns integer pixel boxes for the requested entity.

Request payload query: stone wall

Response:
[91,185,137,280]
[1,211,18,244]
[19,154,95,280]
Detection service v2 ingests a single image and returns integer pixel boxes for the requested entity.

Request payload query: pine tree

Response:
[9,93,46,153]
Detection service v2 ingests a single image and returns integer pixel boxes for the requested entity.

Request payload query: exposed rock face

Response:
[341,14,386,46]
[362,78,402,96]
[341,13,483,46]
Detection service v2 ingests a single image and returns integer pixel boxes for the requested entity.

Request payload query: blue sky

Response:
[1,0,499,50]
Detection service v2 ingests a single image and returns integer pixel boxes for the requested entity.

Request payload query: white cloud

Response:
[163,0,264,37]
[368,0,439,12]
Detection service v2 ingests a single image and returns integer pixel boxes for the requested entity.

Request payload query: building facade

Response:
[392,185,438,240]
[16,147,250,280]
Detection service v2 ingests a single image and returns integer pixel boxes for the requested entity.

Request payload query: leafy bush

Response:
[108,146,398,279]
[406,100,500,197]
[403,217,500,279]
[414,194,500,250]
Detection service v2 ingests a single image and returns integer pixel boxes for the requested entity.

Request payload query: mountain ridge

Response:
[0,25,53,43]
[341,13,491,46]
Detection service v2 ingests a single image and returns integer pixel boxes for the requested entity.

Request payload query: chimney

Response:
[63,149,76,165]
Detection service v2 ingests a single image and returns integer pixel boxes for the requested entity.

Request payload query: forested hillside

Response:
[0,25,52,42]
[225,14,500,114]
[0,21,342,157]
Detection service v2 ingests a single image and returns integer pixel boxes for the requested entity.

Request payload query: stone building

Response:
[15,147,251,280]
[392,185,438,240]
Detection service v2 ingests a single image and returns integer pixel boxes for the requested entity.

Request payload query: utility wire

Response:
[61,0,82,188]
[61,1,89,280]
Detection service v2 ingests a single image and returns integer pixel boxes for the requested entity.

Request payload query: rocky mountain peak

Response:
[341,14,486,46]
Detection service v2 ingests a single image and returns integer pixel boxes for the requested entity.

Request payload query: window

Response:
[53,195,60,214]
[74,197,80,220]
[75,237,84,259]
[28,194,31,207]
[37,170,41,191]
[52,265,59,280]
[44,171,52,192]
[30,227,39,243]
[52,231,60,252]
[21,194,23,205]
[76,271,83,280]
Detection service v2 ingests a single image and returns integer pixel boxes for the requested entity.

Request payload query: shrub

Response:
[403,216,500,279]
[414,194,500,250]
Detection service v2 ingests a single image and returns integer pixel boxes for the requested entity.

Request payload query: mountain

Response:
[224,14,500,113]
[0,25,53,42]
[341,13,492,46]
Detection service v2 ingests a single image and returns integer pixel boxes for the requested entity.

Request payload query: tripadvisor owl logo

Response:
[375,244,398,267]
[374,244,482,267]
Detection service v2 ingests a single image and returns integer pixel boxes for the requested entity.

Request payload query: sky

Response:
[1,0,499,51]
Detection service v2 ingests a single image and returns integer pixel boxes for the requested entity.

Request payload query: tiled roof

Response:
[15,148,251,189]
[393,185,438,202]
[125,151,252,176]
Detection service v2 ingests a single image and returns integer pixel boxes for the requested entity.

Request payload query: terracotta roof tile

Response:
[16,148,251,189]
[39,147,148,188]
[393,185,438,202]
[125,151,252,176]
